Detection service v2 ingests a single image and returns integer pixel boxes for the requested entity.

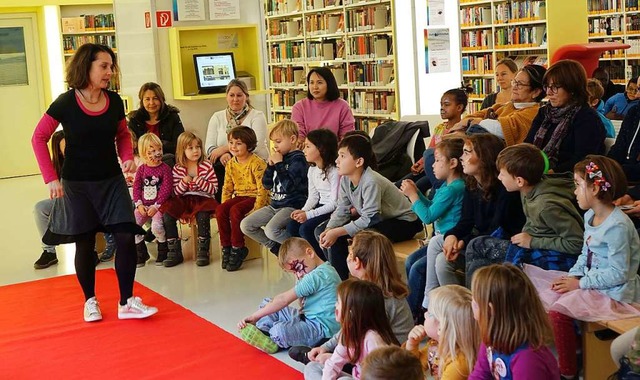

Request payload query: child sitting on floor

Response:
[361,346,424,380]
[238,237,341,353]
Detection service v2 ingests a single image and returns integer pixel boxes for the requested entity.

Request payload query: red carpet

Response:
[0,270,302,379]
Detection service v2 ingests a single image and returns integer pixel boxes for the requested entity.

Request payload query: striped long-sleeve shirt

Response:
[172,160,217,198]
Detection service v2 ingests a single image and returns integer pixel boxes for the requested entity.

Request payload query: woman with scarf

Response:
[525,59,606,173]
[205,79,268,201]
[128,82,184,167]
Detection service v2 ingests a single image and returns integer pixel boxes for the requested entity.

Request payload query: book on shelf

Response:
[348,62,393,86]
[346,5,390,32]
[460,6,492,27]
[350,90,395,114]
[61,14,115,33]
[272,88,307,108]
[271,66,306,86]
[63,34,116,54]
[494,1,546,24]
[509,54,549,68]
[589,15,624,35]
[587,0,622,13]
[461,53,493,73]
[348,35,392,59]
[461,29,492,50]
[354,118,384,134]
[270,41,305,62]
[266,0,302,15]
[306,13,344,35]
[494,25,546,48]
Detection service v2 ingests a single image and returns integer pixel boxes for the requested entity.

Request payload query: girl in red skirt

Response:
[161,131,218,267]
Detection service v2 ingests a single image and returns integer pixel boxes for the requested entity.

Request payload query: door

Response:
[0,14,45,178]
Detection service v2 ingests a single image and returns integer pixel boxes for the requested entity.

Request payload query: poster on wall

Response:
[424,28,451,74]
[209,0,240,20]
[427,0,445,26]
[173,0,205,21]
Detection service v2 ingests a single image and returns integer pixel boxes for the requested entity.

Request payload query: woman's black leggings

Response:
[75,232,137,305]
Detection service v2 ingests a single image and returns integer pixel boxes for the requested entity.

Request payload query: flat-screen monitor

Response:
[193,52,236,94]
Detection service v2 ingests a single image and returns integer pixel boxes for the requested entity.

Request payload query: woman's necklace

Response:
[77,89,102,104]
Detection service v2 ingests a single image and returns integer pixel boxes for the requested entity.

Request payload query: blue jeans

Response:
[405,245,428,317]
[287,212,330,260]
[255,298,326,348]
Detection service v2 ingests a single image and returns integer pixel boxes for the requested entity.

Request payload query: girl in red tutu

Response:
[161,132,218,267]
[524,155,640,379]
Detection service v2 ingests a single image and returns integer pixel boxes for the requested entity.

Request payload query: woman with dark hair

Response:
[206,79,268,201]
[453,64,547,146]
[525,59,606,173]
[291,67,355,145]
[31,43,157,322]
[128,82,184,166]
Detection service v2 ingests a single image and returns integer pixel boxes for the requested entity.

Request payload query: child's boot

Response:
[156,241,168,266]
[221,246,232,269]
[227,246,249,272]
[136,241,150,268]
[163,239,184,267]
[196,237,210,266]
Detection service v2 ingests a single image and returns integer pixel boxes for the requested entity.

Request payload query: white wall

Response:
[115,0,268,141]
[395,0,462,116]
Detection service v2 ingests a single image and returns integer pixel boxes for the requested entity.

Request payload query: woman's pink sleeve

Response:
[31,114,59,184]
[115,118,134,163]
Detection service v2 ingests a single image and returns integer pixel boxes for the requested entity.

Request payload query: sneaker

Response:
[100,244,116,262]
[34,250,58,269]
[240,324,278,354]
[118,296,158,320]
[288,346,312,364]
[227,246,249,272]
[84,297,102,322]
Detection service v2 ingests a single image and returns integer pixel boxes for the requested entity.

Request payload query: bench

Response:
[583,316,640,380]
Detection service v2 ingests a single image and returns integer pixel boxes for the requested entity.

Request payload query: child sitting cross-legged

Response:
[464,143,585,284]
[237,237,341,353]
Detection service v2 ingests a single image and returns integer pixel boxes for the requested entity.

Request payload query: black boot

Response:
[156,241,168,266]
[227,246,249,272]
[136,241,150,268]
[196,237,210,267]
[163,239,184,267]
[221,246,231,269]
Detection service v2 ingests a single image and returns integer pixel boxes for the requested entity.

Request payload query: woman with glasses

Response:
[451,64,547,146]
[480,58,518,109]
[525,59,606,173]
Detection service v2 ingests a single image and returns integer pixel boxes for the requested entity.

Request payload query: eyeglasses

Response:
[511,80,531,89]
[543,84,563,94]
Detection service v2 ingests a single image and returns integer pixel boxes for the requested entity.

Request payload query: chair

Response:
[551,42,630,75]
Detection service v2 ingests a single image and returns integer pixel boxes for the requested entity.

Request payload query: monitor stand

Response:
[198,87,226,95]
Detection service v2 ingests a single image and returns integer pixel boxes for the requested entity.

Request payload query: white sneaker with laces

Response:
[84,297,102,322]
[118,296,158,319]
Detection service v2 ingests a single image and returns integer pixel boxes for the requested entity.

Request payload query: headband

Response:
[586,162,611,192]
[540,150,549,174]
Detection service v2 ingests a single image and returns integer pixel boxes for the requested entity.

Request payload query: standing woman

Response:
[31,43,157,322]
[128,82,184,167]
[291,67,355,146]
[480,58,518,109]
[525,59,606,173]
[206,79,268,200]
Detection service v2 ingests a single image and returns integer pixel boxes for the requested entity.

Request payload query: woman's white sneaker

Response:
[84,297,102,322]
[118,296,158,319]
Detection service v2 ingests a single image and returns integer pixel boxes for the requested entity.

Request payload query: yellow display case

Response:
[168,24,268,100]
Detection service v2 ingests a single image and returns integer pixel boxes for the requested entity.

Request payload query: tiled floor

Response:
[0,175,305,373]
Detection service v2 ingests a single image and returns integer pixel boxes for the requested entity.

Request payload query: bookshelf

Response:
[60,4,119,93]
[587,0,640,85]
[167,24,267,100]
[459,0,588,113]
[264,0,398,133]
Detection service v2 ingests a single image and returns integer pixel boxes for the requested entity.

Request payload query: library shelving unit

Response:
[264,0,398,133]
[587,0,640,84]
[60,4,119,92]
[167,24,267,100]
[459,0,588,113]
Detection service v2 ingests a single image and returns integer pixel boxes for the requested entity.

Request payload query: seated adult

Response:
[525,59,606,173]
[205,79,268,200]
[593,67,625,102]
[451,64,546,146]
[291,66,354,146]
[128,82,184,167]
[602,77,639,120]
[480,58,518,109]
